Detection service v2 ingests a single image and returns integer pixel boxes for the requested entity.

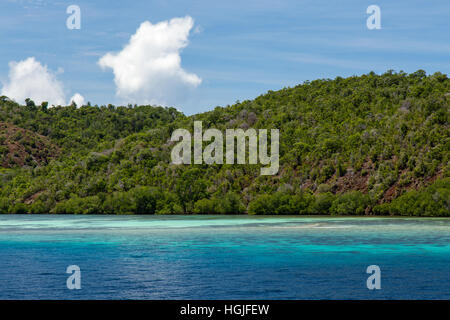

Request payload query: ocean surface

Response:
[0,215,449,300]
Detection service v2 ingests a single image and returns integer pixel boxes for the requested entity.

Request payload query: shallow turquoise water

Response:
[0,215,449,299]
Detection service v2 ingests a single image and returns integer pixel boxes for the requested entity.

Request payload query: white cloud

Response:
[1,57,85,107]
[69,93,85,107]
[1,57,66,106]
[98,16,201,107]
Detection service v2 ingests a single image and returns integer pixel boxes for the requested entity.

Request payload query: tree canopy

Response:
[0,70,448,216]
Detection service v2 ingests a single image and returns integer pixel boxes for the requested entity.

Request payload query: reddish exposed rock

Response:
[0,122,60,168]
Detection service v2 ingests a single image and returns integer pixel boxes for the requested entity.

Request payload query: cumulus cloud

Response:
[1,57,66,106]
[1,57,85,107]
[98,16,201,107]
[69,93,85,107]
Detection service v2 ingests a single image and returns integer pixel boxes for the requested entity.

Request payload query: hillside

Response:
[0,97,181,155]
[0,122,60,168]
[0,70,449,216]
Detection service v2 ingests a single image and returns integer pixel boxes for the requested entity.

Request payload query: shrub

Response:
[194,198,217,214]
[329,191,370,215]
[53,195,102,214]
[217,192,246,214]
[310,192,335,214]
[9,202,28,214]
[132,186,161,214]
[103,192,135,214]
[0,197,10,213]
[387,178,449,216]
[248,192,314,215]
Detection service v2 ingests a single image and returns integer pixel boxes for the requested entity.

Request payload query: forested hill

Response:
[0,70,449,216]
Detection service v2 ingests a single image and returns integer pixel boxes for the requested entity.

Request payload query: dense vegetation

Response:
[0,70,449,215]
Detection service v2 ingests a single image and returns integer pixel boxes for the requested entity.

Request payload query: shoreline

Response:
[1,213,448,218]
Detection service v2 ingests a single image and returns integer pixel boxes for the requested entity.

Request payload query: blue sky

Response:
[0,0,449,114]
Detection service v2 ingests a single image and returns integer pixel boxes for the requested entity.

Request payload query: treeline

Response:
[0,70,449,216]
[0,96,181,155]
[2,178,448,216]
[373,178,449,216]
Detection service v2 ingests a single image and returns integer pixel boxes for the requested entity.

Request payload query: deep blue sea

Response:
[0,215,449,299]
